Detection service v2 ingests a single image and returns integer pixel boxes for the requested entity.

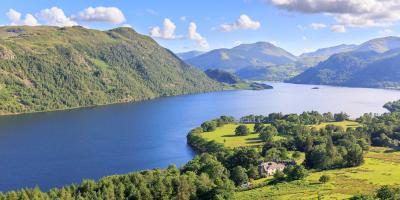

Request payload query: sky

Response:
[1,0,399,55]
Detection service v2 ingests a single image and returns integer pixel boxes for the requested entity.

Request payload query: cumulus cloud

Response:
[331,25,346,33]
[6,8,39,26]
[76,7,126,24]
[188,22,209,49]
[37,7,77,27]
[220,14,260,32]
[310,23,327,30]
[24,14,40,26]
[6,9,21,23]
[150,18,177,39]
[267,0,400,27]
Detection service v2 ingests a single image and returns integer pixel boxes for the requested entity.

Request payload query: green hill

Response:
[204,69,241,84]
[0,26,221,115]
[289,48,400,89]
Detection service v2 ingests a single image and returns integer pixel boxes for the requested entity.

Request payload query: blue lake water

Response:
[0,82,399,192]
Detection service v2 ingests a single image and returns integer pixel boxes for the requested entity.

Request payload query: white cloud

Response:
[76,7,125,24]
[267,0,400,27]
[37,7,77,27]
[331,25,346,33]
[302,36,307,40]
[150,18,177,39]
[24,14,39,26]
[6,9,21,23]
[379,29,394,35]
[121,24,132,28]
[310,23,327,30]
[6,8,39,26]
[188,22,209,49]
[180,16,187,21]
[220,14,261,32]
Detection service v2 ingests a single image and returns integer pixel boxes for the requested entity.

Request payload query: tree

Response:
[259,126,278,142]
[319,175,330,183]
[272,170,285,182]
[264,147,288,161]
[235,125,250,136]
[376,185,400,200]
[334,112,349,122]
[349,194,374,200]
[254,123,265,133]
[284,165,308,181]
[201,121,217,132]
[292,151,301,160]
[231,166,249,185]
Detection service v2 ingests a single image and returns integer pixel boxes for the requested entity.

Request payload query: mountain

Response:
[176,51,204,60]
[187,42,297,71]
[299,44,357,67]
[0,26,221,115]
[185,42,299,81]
[301,44,358,58]
[289,47,400,89]
[204,69,241,84]
[354,36,400,53]
[236,64,304,81]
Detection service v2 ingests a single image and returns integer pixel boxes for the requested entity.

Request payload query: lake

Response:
[0,83,399,192]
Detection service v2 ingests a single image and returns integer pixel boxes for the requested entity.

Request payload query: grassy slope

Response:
[235,147,400,200]
[0,26,221,115]
[200,124,283,148]
[308,120,360,130]
[200,121,358,149]
[199,121,400,199]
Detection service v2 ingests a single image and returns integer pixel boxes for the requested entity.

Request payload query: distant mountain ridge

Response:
[185,42,297,71]
[184,42,299,81]
[289,36,400,89]
[176,51,204,60]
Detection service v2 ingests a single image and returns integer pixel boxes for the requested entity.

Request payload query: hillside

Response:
[176,50,204,60]
[298,44,357,67]
[289,37,400,89]
[185,42,300,81]
[0,26,221,115]
[204,69,241,84]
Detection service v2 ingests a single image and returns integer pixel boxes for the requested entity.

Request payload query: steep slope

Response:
[298,44,357,67]
[186,42,297,71]
[176,50,204,60]
[0,26,221,115]
[354,36,400,53]
[204,69,241,84]
[289,48,400,88]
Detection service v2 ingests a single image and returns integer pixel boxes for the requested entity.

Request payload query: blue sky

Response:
[1,0,399,55]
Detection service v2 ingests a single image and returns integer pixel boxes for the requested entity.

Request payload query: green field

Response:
[200,124,285,148]
[310,120,360,130]
[200,121,359,149]
[235,147,400,200]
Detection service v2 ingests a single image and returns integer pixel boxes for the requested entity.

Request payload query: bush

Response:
[235,125,250,136]
[319,175,330,183]
[201,121,218,132]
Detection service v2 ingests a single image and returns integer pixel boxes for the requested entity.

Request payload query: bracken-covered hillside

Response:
[0,26,221,114]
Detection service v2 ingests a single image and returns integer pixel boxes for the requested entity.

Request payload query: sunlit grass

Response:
[235,147,400,200]
[310,120,360,130]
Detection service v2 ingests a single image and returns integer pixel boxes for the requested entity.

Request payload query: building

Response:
[258,162,286,176]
